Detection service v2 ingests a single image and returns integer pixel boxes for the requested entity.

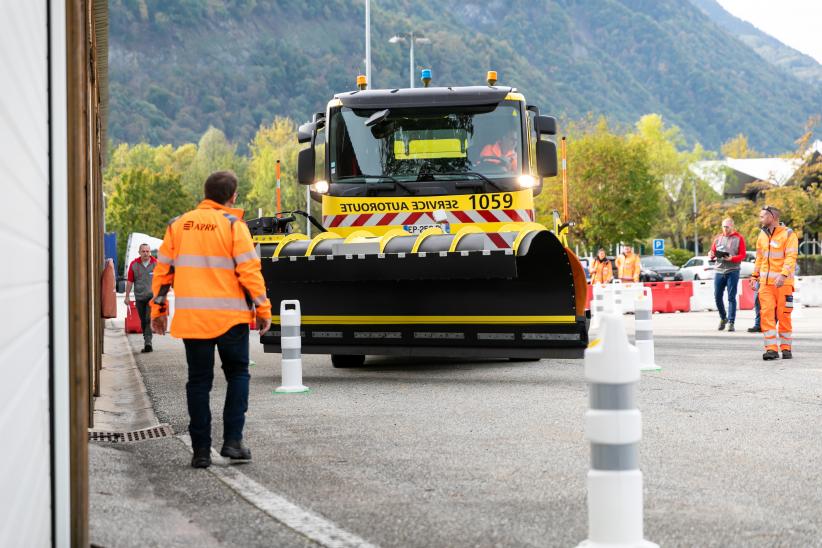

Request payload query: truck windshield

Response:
[328,101,523,184]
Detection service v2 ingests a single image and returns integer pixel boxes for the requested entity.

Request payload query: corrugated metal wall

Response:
[0,1,53,546]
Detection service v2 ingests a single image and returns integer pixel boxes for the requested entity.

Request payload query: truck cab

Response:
[297,81,559,237]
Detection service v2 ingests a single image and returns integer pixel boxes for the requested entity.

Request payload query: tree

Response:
[245,117,311,229]
[537,118,662,250]
[106,167,191,263]
[181,127,248,200]
[629,114,717,250]
[720,133,761,159]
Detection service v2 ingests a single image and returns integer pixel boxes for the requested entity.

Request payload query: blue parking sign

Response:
[653,239,664,256]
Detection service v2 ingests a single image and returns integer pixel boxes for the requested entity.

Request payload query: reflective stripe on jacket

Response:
[753,225,798,286]
[616,253,641,282]
[150,199,272,339]
[591,258,613,284]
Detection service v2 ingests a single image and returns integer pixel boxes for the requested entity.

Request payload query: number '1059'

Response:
[468,194,513,210]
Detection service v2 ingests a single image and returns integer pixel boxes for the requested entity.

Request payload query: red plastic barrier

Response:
[586,284,594,310]
[125,301,142,333]
[644,281,692,313]
[739,279,755,310]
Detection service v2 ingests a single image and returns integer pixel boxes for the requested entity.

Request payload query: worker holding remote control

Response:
[708,218,747,332]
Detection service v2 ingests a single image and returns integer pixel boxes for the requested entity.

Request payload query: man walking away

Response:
[709,218,746,332]
[125,243,157,352]
[750,206,798,361]
[590,248,613,285]
[151,171,272,468]
[616,244,641,282]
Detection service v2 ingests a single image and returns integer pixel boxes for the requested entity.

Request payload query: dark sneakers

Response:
[141,344,153,353]
[718,319,727,331]
[727,322,735,332]
[781,350,793,359]
[191,447,211,468]
[762,350,779,361]
[747,325,761,333]
[220,440,252,461]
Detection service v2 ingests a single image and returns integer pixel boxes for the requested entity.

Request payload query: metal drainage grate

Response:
[89,424,174,444]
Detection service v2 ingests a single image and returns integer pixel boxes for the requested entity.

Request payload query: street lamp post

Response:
[389,32,431,88]
[365,0,371,88]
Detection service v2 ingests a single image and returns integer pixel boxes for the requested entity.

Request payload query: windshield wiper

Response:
[432,171,504,192]
[336,174,417,195]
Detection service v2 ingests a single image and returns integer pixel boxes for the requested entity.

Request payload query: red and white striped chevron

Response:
[323,208,535,229]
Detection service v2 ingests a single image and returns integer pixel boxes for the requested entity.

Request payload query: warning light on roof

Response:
[487,71,497,86]
[356,75,367,90]
[421,69,432,88]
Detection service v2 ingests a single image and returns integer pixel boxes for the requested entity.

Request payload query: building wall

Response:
[0,1,53,545]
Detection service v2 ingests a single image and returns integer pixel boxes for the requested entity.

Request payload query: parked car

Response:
[639,255,683,282]
[678,256,716,280]
[679,255,755,280]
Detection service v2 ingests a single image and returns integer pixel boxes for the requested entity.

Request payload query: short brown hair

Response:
[204,171,238,204]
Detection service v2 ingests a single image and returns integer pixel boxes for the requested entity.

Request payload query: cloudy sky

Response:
[717,0,822,64]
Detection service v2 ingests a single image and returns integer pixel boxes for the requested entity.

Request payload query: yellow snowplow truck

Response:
[251,76,588,367]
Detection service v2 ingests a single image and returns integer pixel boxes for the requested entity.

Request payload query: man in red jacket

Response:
[708,218,746,332]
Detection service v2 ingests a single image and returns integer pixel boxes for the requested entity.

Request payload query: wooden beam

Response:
[66,0,90,544]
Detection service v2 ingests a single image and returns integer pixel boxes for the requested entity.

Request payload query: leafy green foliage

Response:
[664,248,693,267]
[105,167,192,262]
[537,118,662,249]
[108,0,822,154]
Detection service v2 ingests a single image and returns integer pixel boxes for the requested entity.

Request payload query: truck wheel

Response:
[331,354,365,368]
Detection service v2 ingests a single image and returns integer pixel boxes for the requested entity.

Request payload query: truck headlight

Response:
[312,180,329,194]
[517,175,536,189]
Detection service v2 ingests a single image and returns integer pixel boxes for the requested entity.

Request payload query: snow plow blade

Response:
[258,226,588,359]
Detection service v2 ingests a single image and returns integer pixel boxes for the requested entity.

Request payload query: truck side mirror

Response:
[536,140,558,177]
[534,115,557,136]
[297,122,315,144]
[297,147,316,185]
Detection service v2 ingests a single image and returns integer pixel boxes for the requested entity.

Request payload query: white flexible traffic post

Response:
[635,287,661,372]
[578,312,657,548]
[590,283,608,332]
[275,300,309,394]
[611,280,623,316]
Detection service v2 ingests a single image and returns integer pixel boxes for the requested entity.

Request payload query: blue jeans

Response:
[183,324,250,449]
[714,270,740,322]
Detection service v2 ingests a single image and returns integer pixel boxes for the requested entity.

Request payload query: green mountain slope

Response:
[689,0,822,86]
[109,0,821,153]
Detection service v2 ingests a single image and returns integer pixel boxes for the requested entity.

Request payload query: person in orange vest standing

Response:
[616,244,641,282]
[151,171,272,468]
[750,205,798,361]
[590,248,613,285]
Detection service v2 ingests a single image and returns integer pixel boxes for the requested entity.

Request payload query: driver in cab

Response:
[479,127,518,172]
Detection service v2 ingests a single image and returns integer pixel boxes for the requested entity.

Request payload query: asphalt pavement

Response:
[91,306,822,548]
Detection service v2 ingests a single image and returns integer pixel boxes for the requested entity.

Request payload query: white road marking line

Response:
[177,435,378,548]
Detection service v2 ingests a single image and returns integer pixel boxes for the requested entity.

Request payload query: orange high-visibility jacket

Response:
[590,258,613,284]
[616,253,641,282]
[753,225,799,286]
[480,142,518,171]
[151,199,272,339]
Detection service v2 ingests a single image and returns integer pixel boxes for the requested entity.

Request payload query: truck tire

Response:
[331,354,365,368]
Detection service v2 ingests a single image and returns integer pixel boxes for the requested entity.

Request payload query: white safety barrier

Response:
[793,275,822,308]
[792,279,804,319]
[274,300,309,394]
[689,279,739,312]
[635,288,660,372]
[619,282,643,314]
[578,313,657,548]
